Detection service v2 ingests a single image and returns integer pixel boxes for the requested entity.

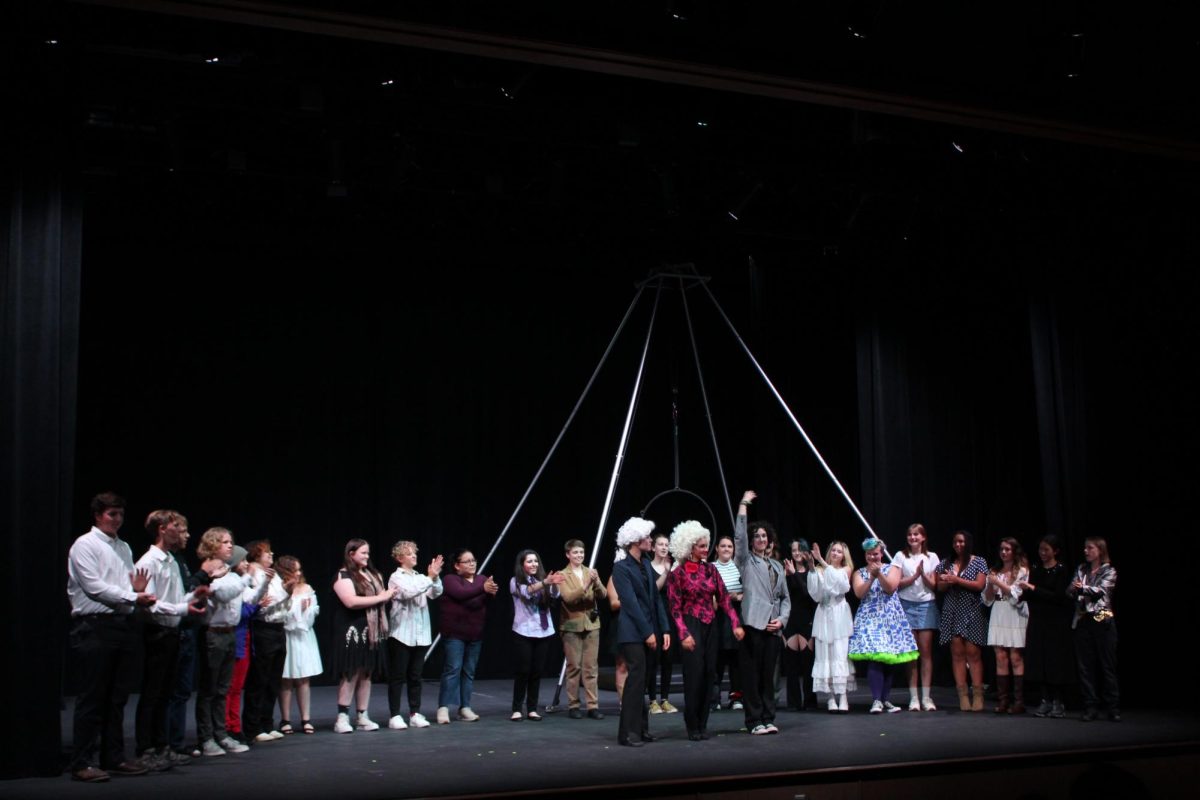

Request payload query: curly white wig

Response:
[616,516,656,549]
[669,520,710,561]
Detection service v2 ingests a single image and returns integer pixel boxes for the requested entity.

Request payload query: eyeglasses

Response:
[457,559,477,565]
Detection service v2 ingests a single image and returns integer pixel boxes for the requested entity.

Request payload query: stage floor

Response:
[8,681,1197,800]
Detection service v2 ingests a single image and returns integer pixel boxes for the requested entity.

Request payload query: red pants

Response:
[225,628,251,734]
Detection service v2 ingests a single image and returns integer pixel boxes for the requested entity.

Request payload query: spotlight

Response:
[205,57,220,64]
[381,79,394,86]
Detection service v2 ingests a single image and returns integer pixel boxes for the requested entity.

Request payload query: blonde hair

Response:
[197,527,232,559]
[820,540,854,573]
[391,540,418,561]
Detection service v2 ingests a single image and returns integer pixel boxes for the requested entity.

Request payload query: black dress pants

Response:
[135,622,180,752]
[679,616,717,735]
[738,626,781,727]
[243,622,287,738]
[69,614,143,770]
[1075,618,1119,711]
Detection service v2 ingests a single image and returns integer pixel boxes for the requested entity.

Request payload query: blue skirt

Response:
[902,599,940,631]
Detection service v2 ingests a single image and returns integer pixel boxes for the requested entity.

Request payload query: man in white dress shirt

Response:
[134,510,209,769]
[66,492,157,782]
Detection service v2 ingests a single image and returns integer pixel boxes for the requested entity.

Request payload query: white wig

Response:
[669,520,710,561]
[616,516,656,549]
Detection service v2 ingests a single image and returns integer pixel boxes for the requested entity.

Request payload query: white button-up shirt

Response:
[136,544,196,627]
[387,569,443,646]
[67,526,138,616]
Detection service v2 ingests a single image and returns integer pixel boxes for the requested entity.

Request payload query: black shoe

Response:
[640,732,657,742]
[1033,700,1053,717]
[618,737,644,748]
[568,708,583,719]
[709,702,721,712]
[688,732,703,741]
[107,761,149,777]
[1108,710,1122,722]
[1081,708,1098,722]
[587,709,605,720]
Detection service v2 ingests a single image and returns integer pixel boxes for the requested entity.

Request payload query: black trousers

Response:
[646,631,674,701]
[195,627,236,744]
[511,634,551,712]
[618,641,652,742]
[738,626,781,727]
[679,616,717,735]
[387,639,428,716]
[135,622,181,753]
[69,614,143,770]
[243,622,286,738]
[1075,618,1119,711]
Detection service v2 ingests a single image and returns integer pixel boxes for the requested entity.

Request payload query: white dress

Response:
[807,567,857,694]
[983,567,1028,648]
[283,587,323,679]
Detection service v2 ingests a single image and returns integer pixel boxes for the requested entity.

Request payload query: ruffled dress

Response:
[807,567,857,693]
[983,567,1029,648]
[283,587,323,679]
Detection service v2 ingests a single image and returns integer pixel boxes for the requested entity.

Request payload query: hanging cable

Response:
[428,282,647,658]
[699,280,878,539]
[588,277,665,566]
[679,275,736,531]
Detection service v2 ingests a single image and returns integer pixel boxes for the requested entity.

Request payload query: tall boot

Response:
[970,684,985,712]
[992,675,1011,714]
[956,685,970,712]
[1009,675,1026,714]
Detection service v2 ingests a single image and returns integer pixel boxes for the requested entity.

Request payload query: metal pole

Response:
[428,282,647,660]
[551,278,665,709]
[679,276,736,532]
[699,280,879,539]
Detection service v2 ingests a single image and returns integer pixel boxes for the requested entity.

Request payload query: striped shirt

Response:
[713,559,742,594]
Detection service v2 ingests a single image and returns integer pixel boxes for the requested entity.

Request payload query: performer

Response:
[243,539,289,743]
[1017,535,1074,718]
[134,509,207,769]
[849,538,918,713]
[667,520,743,740]
[611,517,670,747]
[734,490,790,735]
[436,548,498,724]
[646,534,677,715]
[276,556,321,734]
[331,539,396,733]
[709,534,743,711]
[509,549,563,720]
[386,540,443,730]
[196,533,262,756]
[558,539,607,719]
[67,492,156,782]
[808,541,856,713]
[891,523,940,711]
[1069,537,1119,722]
[782,539,817,711]
[936,530,989,711]
[983,537,1030,714]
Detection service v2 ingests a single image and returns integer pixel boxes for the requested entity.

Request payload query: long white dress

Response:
[283,587,323,679]
[807,566,857,694]
[983,567,1029,648]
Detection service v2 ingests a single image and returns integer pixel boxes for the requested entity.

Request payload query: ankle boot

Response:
[956,685,970,712]
[1009,675,1025,714]
[993,675,1011,714]
[970,685,985,712]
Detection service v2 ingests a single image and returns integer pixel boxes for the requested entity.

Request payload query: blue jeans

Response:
[439,639,482,709]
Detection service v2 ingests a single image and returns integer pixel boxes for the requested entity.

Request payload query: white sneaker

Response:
[268,730,285,740]
[201,739,225,757]
[750,723,770,735]
[883,701,902,714]
[457,707,478,721]
[218,736,249,753]
[253,733,275,743]
[827,697,838,713]
[334,712,353,733]
[922,697,938,712]
[388,715,408,730]
[355,712,380,731]
[908,696,921,712]
[838,694,849,713]
[409,713,430,728]
[869,700,884,714]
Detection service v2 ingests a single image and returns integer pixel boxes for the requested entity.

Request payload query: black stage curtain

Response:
[1,160,83,779]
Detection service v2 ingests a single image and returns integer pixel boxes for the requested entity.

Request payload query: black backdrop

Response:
[4,1,1199,779]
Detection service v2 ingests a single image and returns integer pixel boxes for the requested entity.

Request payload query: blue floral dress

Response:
[848,565,918,664]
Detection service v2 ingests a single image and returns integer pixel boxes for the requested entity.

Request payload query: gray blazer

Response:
[734,513,791,631]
